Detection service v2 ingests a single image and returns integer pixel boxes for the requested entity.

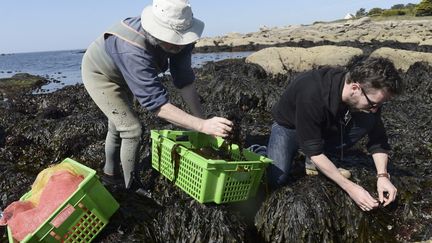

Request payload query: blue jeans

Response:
[267,112,377,188]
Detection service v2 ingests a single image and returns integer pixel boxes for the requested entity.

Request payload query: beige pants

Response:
[81,37,142,187]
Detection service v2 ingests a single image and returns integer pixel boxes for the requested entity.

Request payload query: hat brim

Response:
[141,5,204,45]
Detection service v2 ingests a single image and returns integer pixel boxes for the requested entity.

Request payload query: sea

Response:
[0,49,253,92]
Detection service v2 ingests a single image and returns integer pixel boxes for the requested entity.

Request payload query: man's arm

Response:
[311,153,379,211]
[372,152,397,206]
[155,102,232,137]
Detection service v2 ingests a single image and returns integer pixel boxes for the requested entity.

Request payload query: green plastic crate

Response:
[7,158,119,243]
[150,130,272,204]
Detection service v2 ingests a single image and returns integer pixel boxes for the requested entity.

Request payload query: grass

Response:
[370,15,432,22]
[312,15,432,25]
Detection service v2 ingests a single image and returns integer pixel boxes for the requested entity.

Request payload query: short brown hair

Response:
[346,56,403,95]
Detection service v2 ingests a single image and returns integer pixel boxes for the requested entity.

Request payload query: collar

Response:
[321,69,348,117]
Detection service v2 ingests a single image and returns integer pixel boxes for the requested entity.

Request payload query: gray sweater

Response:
[104,17,195,111]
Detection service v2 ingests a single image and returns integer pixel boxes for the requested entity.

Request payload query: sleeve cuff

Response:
[301,139,324,157]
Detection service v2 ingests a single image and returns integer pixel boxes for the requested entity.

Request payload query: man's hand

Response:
[371,153,396,206]
[199,117,233,137]
[311,154,379,211]
[346,183,379,211]
[377,177,397,206]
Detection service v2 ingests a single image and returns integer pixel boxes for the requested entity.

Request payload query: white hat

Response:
[141,0,204,45]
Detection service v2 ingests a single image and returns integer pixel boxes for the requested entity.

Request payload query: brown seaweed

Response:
[0,57,431,242]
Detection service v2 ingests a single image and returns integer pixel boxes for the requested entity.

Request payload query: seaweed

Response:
[0,56,431,242]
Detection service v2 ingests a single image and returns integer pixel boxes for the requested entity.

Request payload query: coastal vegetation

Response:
[355,1,432,18]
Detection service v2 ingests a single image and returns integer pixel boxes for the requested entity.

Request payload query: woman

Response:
[81,0,232,191]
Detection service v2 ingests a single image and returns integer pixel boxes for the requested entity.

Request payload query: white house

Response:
[344,13,355,19]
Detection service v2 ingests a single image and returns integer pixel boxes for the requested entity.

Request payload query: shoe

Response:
[101,174,124,186]
[127,176,152,198]
[133,188,153,198]
[337,168,351,178]
[247,144,267,156]
[305,167,351,178]
[305,167,320,176]
[305,157,319,175]
[305,158,351,179]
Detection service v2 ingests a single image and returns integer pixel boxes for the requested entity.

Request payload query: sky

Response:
[0,0,419,54]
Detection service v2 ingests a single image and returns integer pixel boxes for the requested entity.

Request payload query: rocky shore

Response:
[195,17,432,53]
[1,17,432,242]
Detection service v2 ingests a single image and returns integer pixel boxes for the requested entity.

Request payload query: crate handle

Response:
[171,143,181,183]
[49,195,86,228]
[175,134,189,142]
[156,135,164,172]
[49,230,62,241]
[222,166,262,172]
[236,165,251,172]
[46,195,87,241]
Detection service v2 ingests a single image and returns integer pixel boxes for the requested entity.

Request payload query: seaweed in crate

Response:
[220,111,246,160]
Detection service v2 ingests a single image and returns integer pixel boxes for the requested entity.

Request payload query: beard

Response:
[352,108,371,113]
[346,100,371,113]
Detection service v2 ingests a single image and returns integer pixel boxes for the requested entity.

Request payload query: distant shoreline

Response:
[194,17,432,54]
[3,16,432,55]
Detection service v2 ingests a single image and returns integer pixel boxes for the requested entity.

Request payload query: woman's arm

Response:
[155,102,232,137]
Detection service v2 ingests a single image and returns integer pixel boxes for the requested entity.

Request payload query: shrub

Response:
[391,4,406,9]
[356,8,367,17]
[368,8,384,16]
[415,0,432,16]
[381,9,408,16]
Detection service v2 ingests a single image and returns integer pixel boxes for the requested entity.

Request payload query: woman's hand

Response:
[199,117,233,137]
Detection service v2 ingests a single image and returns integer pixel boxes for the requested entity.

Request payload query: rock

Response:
[0,73,48,98]
[347,16,372,27]
[370,47,432,72]
[0,125,5,147]
[195,19,432,53]
[245,45,363,75]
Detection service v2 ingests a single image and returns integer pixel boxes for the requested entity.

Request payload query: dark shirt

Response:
[272,68,390,157]
[104,17,195,111]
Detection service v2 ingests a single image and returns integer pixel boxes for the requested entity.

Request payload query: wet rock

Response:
[0,73,48,98]
[256,170,375,243]
[254,59,432,242]
[93,187,161,242]
[254,156,419,242]
[39,106,68,119]
[155,197,248,242]
[0,125,5,147]
[0,56,431,242]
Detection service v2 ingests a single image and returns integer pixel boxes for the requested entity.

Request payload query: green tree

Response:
[405,3,418,15]
[368,7,384,16]
[356,8,367,17]
[416,0,432,16]
[405,3,417,9]
[382,9,407,16]
[391,4,405,9]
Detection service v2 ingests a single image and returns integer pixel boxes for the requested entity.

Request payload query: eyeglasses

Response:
[361,87,382,109]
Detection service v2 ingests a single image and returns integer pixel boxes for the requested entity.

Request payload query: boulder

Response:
[245,45,363,75]
[195,19,432,53]
[370,47,432,72]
